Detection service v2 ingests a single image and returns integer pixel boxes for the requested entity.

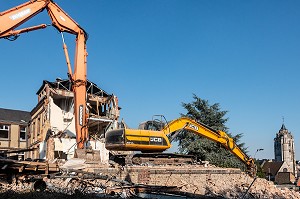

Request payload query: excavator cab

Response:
[105,115,171,152]
[138,115,168,131]
[138,120,165,131]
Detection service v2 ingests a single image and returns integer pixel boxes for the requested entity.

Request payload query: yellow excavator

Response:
[105,116,256,176]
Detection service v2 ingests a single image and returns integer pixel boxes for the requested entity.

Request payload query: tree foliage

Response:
[176,94,248,170]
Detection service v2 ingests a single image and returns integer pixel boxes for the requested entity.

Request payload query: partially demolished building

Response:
[28,79,120,163]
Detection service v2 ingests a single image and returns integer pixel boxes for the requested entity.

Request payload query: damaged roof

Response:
[0,108,31,124]
[37,79,110,97]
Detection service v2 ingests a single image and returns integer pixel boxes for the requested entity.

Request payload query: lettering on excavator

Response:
[79,105,84,126]
[189,124,199,131]
[10,9,31,20]
[150,137,162,143]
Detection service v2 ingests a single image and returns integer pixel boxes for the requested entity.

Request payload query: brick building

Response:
[0,108,30,160]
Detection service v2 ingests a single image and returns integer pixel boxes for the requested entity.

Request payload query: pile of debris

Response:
[1,158,300,198]
[166,170,300,198]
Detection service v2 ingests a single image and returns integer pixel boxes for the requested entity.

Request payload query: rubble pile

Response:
[1,164,300,198]
[0,178,116,198]
[165,171,300,198]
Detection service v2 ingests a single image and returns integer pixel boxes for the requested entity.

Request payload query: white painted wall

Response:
[49,97,76,137]
[54,138,76,160]
[49,97,109,163]
[39,141,46,159]
[88,141,109,164]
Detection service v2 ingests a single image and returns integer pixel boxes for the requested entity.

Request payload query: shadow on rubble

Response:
[0,190,105,199]
[0,190,231,199]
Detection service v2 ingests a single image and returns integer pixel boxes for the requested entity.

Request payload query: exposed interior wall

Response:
[54,138,76,160]
[49,97,76,137]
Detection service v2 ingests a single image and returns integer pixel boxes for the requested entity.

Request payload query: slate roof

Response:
[0,108,31,124]
[262,161,284,176]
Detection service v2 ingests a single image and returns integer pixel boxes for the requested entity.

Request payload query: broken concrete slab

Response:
[60,158,86,170]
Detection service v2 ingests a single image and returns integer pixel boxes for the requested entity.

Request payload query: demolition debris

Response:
[1,158,300,199]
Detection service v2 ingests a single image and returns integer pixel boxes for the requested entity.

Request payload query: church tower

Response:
[274,123,296,177]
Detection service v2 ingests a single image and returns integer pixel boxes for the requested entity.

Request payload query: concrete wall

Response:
[93,166,243,196]
[52,138,109,163]
[275,172,295,184]
[88,141,109,163]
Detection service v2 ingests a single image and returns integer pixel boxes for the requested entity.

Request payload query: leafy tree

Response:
[176,94,248,170]
[255,161,266,178]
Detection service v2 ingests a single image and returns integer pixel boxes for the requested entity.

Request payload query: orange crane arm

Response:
[0,0,88,149]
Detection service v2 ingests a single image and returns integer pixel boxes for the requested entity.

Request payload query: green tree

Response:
[255,161,266,178]
[176,94,248,170]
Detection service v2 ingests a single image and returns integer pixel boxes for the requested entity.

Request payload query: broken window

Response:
[0,124,9,139]
[20,126,26,141]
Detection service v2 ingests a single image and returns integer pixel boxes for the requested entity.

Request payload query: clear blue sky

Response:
[1,0,300,160]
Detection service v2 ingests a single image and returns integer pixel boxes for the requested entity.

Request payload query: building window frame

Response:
[0,124,10,140]
[20,126,26,141]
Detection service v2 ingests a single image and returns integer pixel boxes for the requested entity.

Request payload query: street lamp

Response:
[254,148,264,160]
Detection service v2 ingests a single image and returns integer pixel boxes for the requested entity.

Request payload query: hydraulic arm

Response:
[106,117,256,175]
[0,0,88,149]
[164,117,255,171]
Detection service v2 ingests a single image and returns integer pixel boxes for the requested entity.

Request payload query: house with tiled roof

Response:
[0,108,31,160]
[262,161,295,184]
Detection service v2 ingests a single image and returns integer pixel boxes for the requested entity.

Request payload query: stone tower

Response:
[274,123,296,177]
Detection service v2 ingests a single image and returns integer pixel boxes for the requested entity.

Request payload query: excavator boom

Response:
[0,0,88,149]
[164,117,251,166]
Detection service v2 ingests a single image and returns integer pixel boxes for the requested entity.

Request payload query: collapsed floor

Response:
[1,159,300,199]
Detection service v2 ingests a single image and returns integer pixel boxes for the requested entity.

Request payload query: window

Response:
[37,117,40,136]
[0,124,10,139]
[32,122,35,139]
[20,126,26,141]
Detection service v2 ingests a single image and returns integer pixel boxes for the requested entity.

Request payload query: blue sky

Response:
[1,0,300,160]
